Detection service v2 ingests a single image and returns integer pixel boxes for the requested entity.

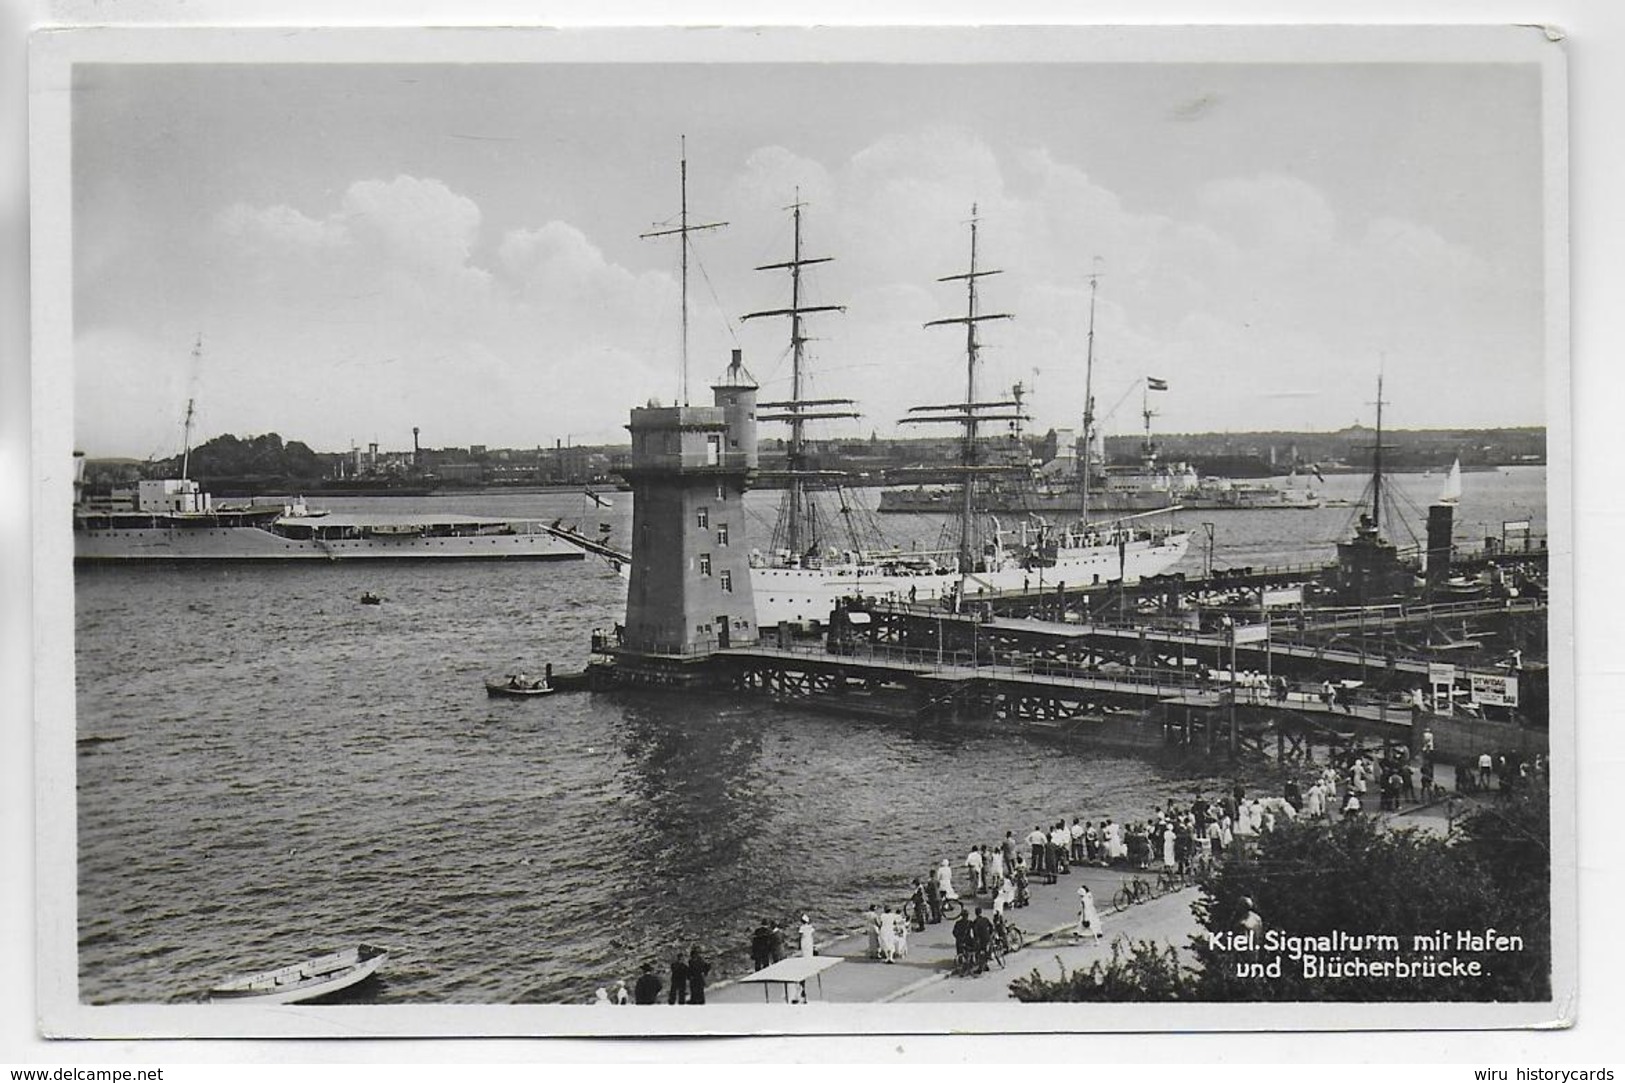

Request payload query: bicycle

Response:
[906,895,964,926]
[1155,867,1188,895]
[994,917,1026,955]
[951,946,987,978]
[1111,876,1154,913]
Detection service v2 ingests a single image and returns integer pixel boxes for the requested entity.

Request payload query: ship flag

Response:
[1146,377,1169,391]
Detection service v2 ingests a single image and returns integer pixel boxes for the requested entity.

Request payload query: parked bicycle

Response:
[1111,875,1155,913]
[905,895,965,927]
[1155,867,1190,895]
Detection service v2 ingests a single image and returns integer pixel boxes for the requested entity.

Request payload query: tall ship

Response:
[607,163,1191,627]
[879,273,1317,514]
[73,345,584,564]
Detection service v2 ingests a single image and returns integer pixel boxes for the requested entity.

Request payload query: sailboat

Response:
[1438,457,1463,505]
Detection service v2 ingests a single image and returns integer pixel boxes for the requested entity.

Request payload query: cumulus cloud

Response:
[216,201,348,251]
[341,175,482,273]
[82,123,1539,456]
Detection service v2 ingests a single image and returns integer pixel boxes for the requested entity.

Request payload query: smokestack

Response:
[1425,503,1454,598]
[412,426,420,465]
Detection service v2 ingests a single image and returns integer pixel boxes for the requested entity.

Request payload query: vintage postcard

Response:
[29,23,1572,1039]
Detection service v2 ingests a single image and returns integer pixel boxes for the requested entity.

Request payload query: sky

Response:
[71,57,1549,459]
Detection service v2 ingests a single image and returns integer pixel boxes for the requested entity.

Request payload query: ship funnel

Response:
[1425,503,1454,597]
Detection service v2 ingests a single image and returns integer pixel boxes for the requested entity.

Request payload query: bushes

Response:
[1011,791,1551,1002]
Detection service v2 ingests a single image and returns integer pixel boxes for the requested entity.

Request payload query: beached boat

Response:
[206,944,387,1004]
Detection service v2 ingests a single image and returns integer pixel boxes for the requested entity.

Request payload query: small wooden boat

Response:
[360,592,382,605]
[207,944,388,1004]
[486,675,554,697]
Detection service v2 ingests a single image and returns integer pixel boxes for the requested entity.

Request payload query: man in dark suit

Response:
[633,962,662,1005]
[971,907,994,975]
[749,920,773,971]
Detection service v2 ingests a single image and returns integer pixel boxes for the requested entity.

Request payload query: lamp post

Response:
[1224,614,1238,756]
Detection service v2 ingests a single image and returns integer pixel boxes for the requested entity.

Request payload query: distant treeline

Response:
[150,432,326,480]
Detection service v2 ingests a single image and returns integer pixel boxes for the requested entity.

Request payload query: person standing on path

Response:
[1027,825,1047,876]
[1050,822,1071,875]
[633,963,662,1005]
[952,911,974,969]
[1076,884,1102,942]
[798,914,816,958]
[878,906,900,963]
[1001,830,1018,873]
[936,857,958,902]
[863,904,882,958]
[971,907,994,975]
[986,844,1005,897]
[749,919,772,971]
[925,870,944,924]
[965,845,985,895]
[770,922,786,964]
[667,953,688,1005]
[909,880,929,931]
[686,946,710,1005]
[993,874,1016,916]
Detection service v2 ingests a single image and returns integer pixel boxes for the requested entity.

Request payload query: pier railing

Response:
[742,639,1422,724]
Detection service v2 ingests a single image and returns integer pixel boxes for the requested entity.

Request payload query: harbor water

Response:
[72,467,1546,1004]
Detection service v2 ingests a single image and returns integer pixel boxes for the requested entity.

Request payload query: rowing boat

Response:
[207,944,388,1004]
[486,676,554,697]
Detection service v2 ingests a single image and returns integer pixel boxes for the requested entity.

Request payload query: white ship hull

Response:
[749,531,1191,627]
[74,521,584,562]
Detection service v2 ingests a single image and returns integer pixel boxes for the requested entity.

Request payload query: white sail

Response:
[1439,457,1463,505]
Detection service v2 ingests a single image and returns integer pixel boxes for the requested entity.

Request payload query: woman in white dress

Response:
[987,846,1006,895]
[798,914,816,958]
[936,858,958,901]
[1162,821,1177,868]
[993,875,1016,916]
[863,905,882,958]
[877,906,900,963]
[1076,884,1102,942]
[1104,820,1125,862]
[893,909,910,959]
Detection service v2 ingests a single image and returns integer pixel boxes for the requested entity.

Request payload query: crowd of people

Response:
[596,732,1537,1003]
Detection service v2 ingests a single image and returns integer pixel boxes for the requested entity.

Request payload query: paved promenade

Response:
[707,861,1203,1005]
[705,782,1466,1006]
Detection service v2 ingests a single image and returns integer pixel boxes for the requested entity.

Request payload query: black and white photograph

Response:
[25,21,1579,1045]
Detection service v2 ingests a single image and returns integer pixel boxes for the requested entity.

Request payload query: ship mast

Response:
[1371,372,1387,532]
[180,333,202,481]
[1079,268,1100,520]
[905,205,1018,580]
[641,136,727,406]
[743,193,854,559]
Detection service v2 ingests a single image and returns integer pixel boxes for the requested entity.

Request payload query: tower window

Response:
[699,553,712,576]
[697,507,709,529]
[716,524,730,547]
[716,483,726,500]
[720,570,733,593]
